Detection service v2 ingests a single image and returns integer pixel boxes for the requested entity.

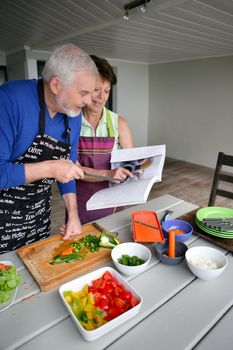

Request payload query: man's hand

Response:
[52,159,84,183]
[61,193,82,240]
[25,159,84,184]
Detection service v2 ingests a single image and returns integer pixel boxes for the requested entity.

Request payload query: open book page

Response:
[86,145,166,210]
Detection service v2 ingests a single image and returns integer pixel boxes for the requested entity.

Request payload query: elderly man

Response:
[0,43,98,254]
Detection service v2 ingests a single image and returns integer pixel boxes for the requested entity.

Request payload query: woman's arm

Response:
[118,115,134,149]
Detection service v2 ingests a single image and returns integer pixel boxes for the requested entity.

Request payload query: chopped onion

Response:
[190,256,222,270]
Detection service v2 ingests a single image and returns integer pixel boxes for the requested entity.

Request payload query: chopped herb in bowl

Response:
[118,254,145,266]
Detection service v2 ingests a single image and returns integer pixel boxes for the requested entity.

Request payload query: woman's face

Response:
[87,77,111,114]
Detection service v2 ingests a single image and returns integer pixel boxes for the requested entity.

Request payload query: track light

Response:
[123,9,129,20]
[123,0,150,19]
[140,4,146,13]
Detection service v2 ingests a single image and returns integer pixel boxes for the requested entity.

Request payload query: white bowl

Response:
[111,242,151,276]
[59,266,142,341]
[185,246,227,281]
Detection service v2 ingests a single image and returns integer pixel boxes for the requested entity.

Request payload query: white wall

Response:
[109,59,148,147]
[148,56,233,168]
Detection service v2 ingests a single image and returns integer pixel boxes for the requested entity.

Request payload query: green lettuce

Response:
[0,266,21,303]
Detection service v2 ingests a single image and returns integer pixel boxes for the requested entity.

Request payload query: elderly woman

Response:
[76,55,134,224]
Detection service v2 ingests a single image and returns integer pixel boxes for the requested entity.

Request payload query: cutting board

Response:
[17,223,114,291]
[179,210,233,253]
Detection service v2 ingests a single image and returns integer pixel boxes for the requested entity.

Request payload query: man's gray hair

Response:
[42,43,98,85]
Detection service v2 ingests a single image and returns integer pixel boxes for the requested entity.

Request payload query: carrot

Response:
[168,229,185,235]
[60,247,74,256]
[168,230,176,258]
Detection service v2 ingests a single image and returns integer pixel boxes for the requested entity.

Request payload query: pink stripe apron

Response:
[76,109,123,224]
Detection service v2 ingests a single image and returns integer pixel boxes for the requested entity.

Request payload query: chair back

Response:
[208,152,233,206]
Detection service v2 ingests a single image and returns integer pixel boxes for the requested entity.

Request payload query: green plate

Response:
[195,217,233,235]
[196,207,233,233]
[195,218,233,239]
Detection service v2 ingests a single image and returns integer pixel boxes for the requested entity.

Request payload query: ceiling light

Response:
[123,0,150,19]
[140,4,146,12]
[123,9,130,20]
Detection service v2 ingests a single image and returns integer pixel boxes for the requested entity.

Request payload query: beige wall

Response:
[109,59,148,147]
[148,56,233,168]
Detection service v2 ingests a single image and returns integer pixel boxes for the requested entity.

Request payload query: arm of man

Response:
[24,159,84,184]
[59,192,82,240]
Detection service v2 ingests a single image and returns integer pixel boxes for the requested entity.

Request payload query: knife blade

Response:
[84,171,122,183]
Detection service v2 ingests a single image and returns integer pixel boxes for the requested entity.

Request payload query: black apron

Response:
[0,80,71,254]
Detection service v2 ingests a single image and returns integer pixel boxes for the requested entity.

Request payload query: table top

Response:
[1,194,232,350]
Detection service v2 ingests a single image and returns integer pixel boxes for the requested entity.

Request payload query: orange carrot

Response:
[168,229,185,235]
[61,247,74,256]
[168,230,176,258]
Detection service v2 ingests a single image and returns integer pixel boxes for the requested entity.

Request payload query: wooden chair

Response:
[208,152,233,206]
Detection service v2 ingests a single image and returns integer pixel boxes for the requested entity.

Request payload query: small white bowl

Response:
[185,246,227,281]
[111,242,151,276]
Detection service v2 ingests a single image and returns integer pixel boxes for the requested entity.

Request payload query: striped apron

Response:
[76,109,123,224]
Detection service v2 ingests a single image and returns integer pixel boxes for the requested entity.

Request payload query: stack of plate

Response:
[195,207,233,239]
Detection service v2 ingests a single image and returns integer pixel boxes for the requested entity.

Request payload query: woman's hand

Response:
[108,167,133,182]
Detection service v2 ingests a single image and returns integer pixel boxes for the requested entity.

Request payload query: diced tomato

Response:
[92,277,106,290]
[0,263,11,270]
[102,271,113,281]
[94,292,103,305]
[124,291,132,301]
[114,285,123,297]
[114,297,126,312]
[108,306,121,318]
[102,284,114,295]
[97,298,109,311]
[130,296,139,307]
[110,278,118,288]
[88,285,97,294]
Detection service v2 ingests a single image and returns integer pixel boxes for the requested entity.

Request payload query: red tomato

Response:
[88,285,97,294]
[102,284,114,295]
[97,298,109,311]
[102,271,113,281]
[114,285,123,297]
[108,306,121,318]
[124,291,132,300]
[109,278,117,288]
[0,263,11,270]
[114,297,126,312]
[92,277,106,290]
[130,296,139,307]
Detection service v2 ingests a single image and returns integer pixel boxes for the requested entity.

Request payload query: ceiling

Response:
[0,0,233,63]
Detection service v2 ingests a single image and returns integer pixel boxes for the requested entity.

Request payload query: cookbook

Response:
[86,144,166,210]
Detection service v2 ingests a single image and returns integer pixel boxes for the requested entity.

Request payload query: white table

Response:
[1,194,232,350]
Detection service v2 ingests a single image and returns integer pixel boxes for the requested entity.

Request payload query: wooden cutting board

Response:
[17,223,114,291]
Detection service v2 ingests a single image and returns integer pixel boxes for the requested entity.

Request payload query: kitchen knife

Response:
[84,171,123,183]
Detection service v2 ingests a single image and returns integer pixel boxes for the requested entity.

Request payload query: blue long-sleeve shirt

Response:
[0,79,81,195]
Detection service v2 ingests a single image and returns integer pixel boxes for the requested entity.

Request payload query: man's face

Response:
[55,71,96,117]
